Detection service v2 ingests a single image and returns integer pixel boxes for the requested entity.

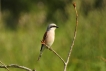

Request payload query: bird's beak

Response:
[56,26,59,28]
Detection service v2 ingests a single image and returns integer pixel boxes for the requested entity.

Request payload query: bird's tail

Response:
[38,44,45,61]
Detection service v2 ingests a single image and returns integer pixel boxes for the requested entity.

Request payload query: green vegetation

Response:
[0,0,106,71]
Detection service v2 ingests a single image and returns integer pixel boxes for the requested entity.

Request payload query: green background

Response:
[0,0,106,71]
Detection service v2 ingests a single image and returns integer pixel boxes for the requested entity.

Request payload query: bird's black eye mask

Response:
[50,26,59,28]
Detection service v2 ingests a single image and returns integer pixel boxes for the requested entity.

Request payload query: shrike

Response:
[38,23,58,60]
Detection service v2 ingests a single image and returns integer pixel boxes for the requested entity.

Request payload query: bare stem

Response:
[0,61,10,71]
[99,56,106,62]
[64,2,78,71]
[45,44,65,64]
[0,64,36,71]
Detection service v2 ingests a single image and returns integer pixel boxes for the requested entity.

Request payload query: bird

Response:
[38,23,58,60]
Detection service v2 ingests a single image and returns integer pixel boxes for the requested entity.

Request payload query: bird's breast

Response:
[45,30,55,47]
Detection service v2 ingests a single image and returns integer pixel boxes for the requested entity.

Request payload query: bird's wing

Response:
[38,32,48,61]
[42,31,48,42]
[40,31,48,51]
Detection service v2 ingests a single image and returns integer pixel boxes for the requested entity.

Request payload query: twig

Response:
[0,61,10,71]
[0,64,36,71]
[64,2,78,71]
[99,56,106,62]
[44,44,65,64]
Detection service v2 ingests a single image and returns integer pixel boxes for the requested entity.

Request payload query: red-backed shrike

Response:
[38,23,58,60]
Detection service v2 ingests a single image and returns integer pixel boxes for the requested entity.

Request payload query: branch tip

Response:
[73,2,76,8]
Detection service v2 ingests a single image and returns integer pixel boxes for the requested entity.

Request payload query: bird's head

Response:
[47,23,58,31]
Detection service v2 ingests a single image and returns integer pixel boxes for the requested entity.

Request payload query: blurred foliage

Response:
[0,0,106,71]
[1,0,72,29]
[80,0,106,16]
[1,0,106,29]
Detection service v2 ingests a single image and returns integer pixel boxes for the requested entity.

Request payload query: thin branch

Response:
[99,56,106,62]
[0,64,36,71]
[49,48,65,64]
[64,2,78,71]
[44,44,65,64]
[0,61,10,71]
